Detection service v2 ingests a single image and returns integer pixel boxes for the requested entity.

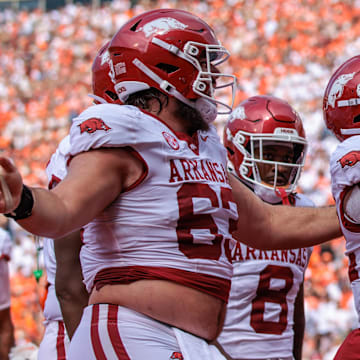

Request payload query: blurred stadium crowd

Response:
[0,0,359,358]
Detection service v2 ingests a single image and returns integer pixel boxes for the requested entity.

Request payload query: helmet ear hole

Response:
[156,63,179,74]
[354,114,360,124]
[130,20,142,32]
[105,91,119,101]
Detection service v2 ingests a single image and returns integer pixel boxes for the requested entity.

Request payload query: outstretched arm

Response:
[230,174,341,250]
[0,148,143,239]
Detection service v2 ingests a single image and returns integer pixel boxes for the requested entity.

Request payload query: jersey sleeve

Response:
[330,136,360,231]
[69,104,143,156]
[330,136,360,191]
[46,135,71,185]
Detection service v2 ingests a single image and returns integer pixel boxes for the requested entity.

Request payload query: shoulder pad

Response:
[70,104,143,156]
[331,136,360,186]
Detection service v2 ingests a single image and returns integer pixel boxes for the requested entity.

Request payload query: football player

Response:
[217,95,313,360]
[37,137,85,360]
[323,54,360,360]
[0,9,340,359]
[38,42,118,359]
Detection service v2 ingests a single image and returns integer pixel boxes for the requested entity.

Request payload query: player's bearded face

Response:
[174,99,209,134]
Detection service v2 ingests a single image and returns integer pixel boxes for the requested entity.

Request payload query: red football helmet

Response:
[90,41,121,104]
[224,95,307,199]
[106,9,236,123]
[323,55,360,141]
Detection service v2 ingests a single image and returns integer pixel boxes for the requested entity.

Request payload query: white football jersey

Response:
[70,104,238,300]
[330,135,360,326]
[42,136,71,322]
[217,193,313,359]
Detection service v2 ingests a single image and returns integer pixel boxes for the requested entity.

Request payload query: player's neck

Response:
[150,98,190,134]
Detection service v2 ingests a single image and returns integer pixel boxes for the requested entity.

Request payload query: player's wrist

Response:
[4,185,34,220]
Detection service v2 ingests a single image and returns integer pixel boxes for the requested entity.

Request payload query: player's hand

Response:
[0,157,23,213]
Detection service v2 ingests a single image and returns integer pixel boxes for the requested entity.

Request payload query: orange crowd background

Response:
[1,1,359,359]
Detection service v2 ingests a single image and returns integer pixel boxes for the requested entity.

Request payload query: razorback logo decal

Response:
[228,105,246,122]
[78,118,111,134]
[138,18,188,38]
[339,150,360,168]
[326,73,355,108]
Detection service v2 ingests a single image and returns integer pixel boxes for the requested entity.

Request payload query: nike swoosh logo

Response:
[201,136,208,142]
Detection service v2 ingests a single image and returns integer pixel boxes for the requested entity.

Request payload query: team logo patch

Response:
[78,118,111,134]
[138,18,188,38]
[170,352,183,360]
[163,131,179,150]
[338,150,360,168]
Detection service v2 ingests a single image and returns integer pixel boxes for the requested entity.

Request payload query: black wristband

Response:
[4,185,34,220]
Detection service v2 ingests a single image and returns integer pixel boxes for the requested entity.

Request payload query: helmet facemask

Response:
[117,38,236,123]
[182,41,236,115]
[231,129,307,203]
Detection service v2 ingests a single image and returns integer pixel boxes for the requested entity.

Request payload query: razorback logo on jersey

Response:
[170,352,183,360]
[78,118,111,134]
[338,150,360,168]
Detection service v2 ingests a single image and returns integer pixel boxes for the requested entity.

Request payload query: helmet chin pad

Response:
[195,98,218,123]
[254,184,283,204]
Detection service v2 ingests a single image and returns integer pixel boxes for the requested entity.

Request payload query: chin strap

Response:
[276,187,290,205]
